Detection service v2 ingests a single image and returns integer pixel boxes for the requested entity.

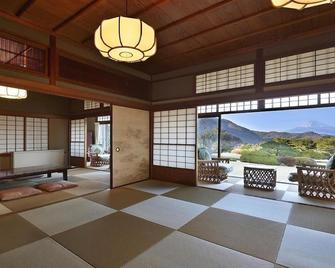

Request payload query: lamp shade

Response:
[0,86,27,99]
[95,16,157,63]
[272,0,333,9]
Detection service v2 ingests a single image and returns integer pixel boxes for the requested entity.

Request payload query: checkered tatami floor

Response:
[1,177,335,268]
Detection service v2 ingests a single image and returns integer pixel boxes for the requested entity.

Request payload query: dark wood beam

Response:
[15,0,36,17]
[159,7,274,49]
[49,35,57,85]
[53,0,100,32]
[132,0,168,17]
[158,8,335,62]
[157,0,234,32]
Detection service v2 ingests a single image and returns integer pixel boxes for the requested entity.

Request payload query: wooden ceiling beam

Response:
[158,8,335,62]
[156,0,234,32]
[132,0,169,17]
[159,7,274,49]
[53,0,100,32]
[15,0,36,17]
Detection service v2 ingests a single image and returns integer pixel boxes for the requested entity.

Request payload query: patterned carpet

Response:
[0,175,334,267]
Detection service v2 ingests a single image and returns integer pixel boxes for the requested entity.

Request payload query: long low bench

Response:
[0,165,69,181]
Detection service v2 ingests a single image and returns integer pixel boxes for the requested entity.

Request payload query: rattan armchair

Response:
[297,166,335,200]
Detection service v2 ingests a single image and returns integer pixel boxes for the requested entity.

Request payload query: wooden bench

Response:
[0,165,69,181]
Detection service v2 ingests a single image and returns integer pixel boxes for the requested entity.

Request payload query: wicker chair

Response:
[90,153,109,167]
[297,166,335,200]
[198,158,231,183]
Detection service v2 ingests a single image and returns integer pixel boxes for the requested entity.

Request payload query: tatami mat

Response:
[125,179,180,195]
[288,204,335,235]
[181,208,285,262]
[277,225,335,268]
[123,195,208,229]
[163,186,227,206]
[0,238,93,268]
[53,212,172,268]
[227,184,286,200]
[0,203,11,216]
[281,192,335,209]
[0,214,46,254]
[2,191,75,213]
[124,231,274,268]
[84,188,154,210]
[212,193,292,223]
[63,180,109,196]
[19,198,115,235]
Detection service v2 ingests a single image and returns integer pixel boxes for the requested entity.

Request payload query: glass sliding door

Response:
[198,116,219,158]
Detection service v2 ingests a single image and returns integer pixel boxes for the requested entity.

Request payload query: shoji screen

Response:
[196,64,254,93]
[0,115,24,153]
[265,47,335,83]
[153,108,196,169]
[70,119,85,157]
[26,117,48,151]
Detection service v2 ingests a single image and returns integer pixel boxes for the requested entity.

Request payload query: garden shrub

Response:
[277,156,296,167]
[295,157,317,166]
[240,151,279,165]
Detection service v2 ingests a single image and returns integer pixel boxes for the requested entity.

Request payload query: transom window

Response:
[196,64,254,94]
[265,47,335,84]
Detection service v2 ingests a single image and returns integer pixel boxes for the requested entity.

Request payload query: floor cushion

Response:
[36,181,78,192]
[0,187,42,201]
[326,155,335,170]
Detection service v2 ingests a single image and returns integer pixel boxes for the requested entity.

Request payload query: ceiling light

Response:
[94,1,156,63]
[0,86,27,99]
[272,0,334,9]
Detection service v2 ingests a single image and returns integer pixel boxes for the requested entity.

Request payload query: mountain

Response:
[289,120,335,136]
[220,118,263,144]
[199,118,325,146]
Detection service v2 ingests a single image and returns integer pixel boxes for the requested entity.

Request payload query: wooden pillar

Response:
[255,48,265,109]
[48,35,58,85]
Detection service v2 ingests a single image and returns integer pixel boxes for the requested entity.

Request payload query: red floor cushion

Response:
[0,187,42,201]
[36,181,78,192]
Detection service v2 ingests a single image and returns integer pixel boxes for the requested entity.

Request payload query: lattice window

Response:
[197,105,217,114]
[196,64,254,93]
[97,115,110,122]
[0,115,24,153]
[153,108,196,169]
[0,36,46,73]
[264,94,318,109]
[218,101,258,113]
[70,119,85,157]
[84,100,101,110]
[320,92,335,104]
[26,117,48,151]
[265,47,335,83]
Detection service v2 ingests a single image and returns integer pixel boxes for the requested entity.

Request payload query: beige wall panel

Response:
[49,118,69,165]
[112,106,149,187]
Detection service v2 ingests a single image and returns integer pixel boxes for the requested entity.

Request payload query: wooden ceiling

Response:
[1,0,335,75]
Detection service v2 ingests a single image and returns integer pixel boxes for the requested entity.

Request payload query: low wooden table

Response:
[244,166,277,191]
[0,165,69,181]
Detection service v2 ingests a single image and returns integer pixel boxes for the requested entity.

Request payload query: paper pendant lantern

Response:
[272,0,334,10]
[0,86,27,99]
[95,16,157,63]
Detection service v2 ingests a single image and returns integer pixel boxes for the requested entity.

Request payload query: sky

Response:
[222,107,335,132]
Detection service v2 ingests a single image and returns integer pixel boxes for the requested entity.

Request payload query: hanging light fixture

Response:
[272,0,334,9]
[0,86,27,99]
[94,0,156,63]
